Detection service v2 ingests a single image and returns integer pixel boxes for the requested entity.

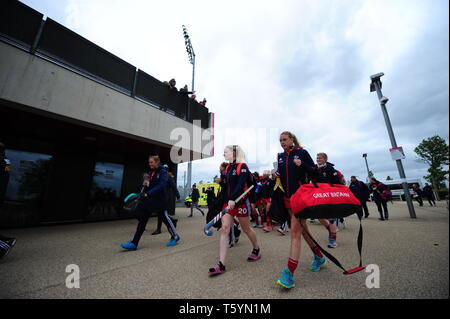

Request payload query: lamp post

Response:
[370,72,416,219]
[182,25,196,194]
[362,153,371,182]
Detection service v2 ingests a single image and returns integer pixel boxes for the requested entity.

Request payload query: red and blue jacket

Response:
[224,162,250,203]
[277,147,314,197]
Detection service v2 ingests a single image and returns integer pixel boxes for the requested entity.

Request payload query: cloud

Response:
[21,0,449,187]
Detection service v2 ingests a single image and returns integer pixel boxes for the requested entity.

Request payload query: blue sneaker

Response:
[309,255,326,271]
[120,242,137,250]
[276,268,295,289]
[167,236,180,247]
[328,237,337,248]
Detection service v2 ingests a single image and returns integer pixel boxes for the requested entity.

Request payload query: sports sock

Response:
[311,246,323,258]
[287,257,298,274]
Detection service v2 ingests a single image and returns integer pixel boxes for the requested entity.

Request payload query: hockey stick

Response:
[203,185,254,236]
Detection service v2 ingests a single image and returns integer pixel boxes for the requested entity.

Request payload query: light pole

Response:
[362,153,371,182]
[370,72,416,219]
[182,25,196,194]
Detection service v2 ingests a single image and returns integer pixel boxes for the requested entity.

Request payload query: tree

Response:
[386,176,393,180]
[414,135,449,200]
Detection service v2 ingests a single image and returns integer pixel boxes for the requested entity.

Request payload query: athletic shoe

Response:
[328,237,337,248]
[309,219,315,224]
[234,226,241,244]
[378,218,385,221]
[247,250,261,261]
[254,224,263,228]
[277,227,285,236]
[0,240,12,259]
[208,264,226,275]
[263,225,273,232]
[151,230,161,235]
[167,236,180,247]
[276,268,295,289]
[364,214,370,218]
[309,255,326,272]
[120,242,137,250]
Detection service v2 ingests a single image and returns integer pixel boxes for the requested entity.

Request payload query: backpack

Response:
[377,183,392,201]
[225,163,256,189]
[335,169,344,185]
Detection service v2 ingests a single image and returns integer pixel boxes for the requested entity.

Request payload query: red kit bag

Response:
[290,182,365,275]
[290,183,361,219]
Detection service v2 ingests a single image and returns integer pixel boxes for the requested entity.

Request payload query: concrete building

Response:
[0,0,214,227]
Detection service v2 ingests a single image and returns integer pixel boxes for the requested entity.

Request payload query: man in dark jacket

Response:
[423,183,437,207]
[412,183,424,207]
[369,177,389,220]
[349,176,370,218]
[0,142,16,259]
[189,184,205,217]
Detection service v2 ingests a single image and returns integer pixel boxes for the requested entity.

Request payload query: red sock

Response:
[311,246,323,258]
[287,258,298,274]
[329,232,336,239]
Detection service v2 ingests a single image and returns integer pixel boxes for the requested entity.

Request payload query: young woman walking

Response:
[208,145,261,275]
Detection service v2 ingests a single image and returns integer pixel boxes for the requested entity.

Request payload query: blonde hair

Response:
[225,145,247,163]
[280,131,301,148]
[317,153,328,160]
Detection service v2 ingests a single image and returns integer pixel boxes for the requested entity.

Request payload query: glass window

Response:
[87,162,124,221]
[1,149,53,227]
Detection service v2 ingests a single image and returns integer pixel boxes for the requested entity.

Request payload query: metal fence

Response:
[0,0,210,129]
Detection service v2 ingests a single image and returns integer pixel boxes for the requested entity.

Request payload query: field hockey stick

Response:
[203,185,254,236]
[123,187,145,203]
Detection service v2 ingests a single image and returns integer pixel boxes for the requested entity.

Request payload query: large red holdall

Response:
[290,182,361,219]
[290,182,365,275]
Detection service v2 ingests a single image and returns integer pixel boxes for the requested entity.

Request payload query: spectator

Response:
[0,142,17,259]
[190,94,198,102]
[168,78,177,91]
[180,85,193,95]
[349,176,370,218]
[369,177,389,221]
[188,184,204,217]
[199,98,207,106]
[423,183,437,207]
[412,183,424,207]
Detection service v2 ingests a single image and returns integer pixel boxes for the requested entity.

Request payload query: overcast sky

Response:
[22,0,449,187]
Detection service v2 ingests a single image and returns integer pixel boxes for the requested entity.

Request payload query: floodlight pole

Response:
[183,25,196,193]
[362,153,371,182]
[370,73,416,219]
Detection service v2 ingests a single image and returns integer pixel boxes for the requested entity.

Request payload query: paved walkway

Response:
[0,201,448,299]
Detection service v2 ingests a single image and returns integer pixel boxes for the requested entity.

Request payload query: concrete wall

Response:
[0,42,213,160]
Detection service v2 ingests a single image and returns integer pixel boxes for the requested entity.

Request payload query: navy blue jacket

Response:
[141,165,168,211]
[224,162,250,203]
[191,188,200,201]
[260,177,275,199]
[349,179,370,202]
[303,162,342,184]
[277,147,314,197]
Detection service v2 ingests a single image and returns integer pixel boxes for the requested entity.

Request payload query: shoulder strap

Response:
[236,163,244,175]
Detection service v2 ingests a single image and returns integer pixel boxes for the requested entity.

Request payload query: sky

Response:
[21,0,449,188]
